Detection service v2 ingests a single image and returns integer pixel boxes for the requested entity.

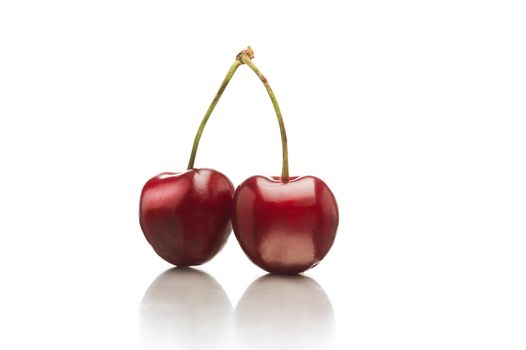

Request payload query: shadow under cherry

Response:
[139,267,232,350]
[235,274,335,349]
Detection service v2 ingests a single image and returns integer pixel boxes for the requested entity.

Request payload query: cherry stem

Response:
[187,59,242,170]
[187,47,289,182]
[239,52,289,182]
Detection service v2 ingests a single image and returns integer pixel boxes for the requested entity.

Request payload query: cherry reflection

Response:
[235,274,334,349]
[139,268,232,350]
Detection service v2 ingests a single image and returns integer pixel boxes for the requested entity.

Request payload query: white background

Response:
[1,1,525,349]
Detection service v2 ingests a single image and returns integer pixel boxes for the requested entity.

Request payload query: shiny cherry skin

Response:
[232,175,339,274]
[139,168,234,267]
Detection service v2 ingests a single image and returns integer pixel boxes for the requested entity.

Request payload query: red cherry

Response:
[231,50,339,273]
[139,168,234,266]
[232,176,339,274]
[138,49,250,266]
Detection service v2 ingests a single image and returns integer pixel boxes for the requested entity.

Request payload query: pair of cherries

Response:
[139,47,339,274]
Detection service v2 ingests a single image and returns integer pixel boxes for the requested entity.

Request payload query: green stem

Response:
[239,54,289,182]
[187,60,242,170]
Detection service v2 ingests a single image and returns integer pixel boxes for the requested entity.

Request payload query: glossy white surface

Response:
[1,1,526,349]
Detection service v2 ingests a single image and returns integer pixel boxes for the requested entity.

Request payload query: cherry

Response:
[139,48,255,266]
[232,51,339,274]
[140,169,234,266]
